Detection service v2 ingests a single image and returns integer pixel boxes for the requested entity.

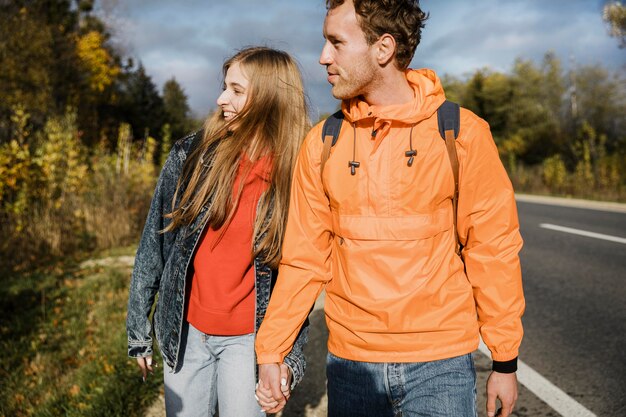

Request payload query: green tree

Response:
[440,74,466,104]
[462,69,488,118]
[507,58,559,163]
[571,65,626,155]
[120,63,165,142]
[163,77,192,140]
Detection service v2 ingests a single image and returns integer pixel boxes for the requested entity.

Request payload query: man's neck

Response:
[362,69,413,107]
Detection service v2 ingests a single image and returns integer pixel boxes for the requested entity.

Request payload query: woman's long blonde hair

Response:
[164,47,310,268]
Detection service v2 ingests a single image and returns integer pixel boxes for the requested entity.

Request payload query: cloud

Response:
[417,0,624,79]
[107,0,625,117]
[109,0,333,117]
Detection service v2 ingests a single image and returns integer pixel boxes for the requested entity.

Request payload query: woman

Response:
[126,47,310,417]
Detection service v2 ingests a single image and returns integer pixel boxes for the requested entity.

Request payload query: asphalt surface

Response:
[516,200,626,416]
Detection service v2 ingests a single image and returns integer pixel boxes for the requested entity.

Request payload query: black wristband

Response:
[492,357,517,373]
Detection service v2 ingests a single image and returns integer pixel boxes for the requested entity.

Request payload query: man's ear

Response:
[376,33,396,66]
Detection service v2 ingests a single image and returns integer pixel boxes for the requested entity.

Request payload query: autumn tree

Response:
[0,0,123,145]
[0,4,56,142]
[603,1,626,48]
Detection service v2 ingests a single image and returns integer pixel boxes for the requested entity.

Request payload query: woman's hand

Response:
[279,363,293,401]
[256,362,293,413]
[136,355,155,382]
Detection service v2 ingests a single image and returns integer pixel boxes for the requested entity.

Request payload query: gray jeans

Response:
[163,322,265,417]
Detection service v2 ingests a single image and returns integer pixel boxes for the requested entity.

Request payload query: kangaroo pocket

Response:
[327,205,470,338]
[331,206,452,241]
[329,206,455,314]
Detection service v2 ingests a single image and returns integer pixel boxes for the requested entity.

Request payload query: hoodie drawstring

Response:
[405,125,417,167]
[348,122,360,175]
[348,122,418,175]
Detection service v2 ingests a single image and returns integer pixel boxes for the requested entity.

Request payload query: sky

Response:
[101,0,625,120]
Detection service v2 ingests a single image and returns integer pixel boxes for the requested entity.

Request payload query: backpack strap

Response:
[437,100,462,256]
[320,110,345,183]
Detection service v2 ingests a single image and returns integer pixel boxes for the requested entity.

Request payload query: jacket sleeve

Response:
[282,318,309,388]
[126,143,183,358]
[255,125,333,365]
[269,267,311,389]
[456,116,525,371]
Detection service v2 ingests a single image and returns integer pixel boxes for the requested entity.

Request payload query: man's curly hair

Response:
[326,0,428,69]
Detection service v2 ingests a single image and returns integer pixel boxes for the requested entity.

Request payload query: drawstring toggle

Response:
[348,160,360,175]
[405,150,417,167]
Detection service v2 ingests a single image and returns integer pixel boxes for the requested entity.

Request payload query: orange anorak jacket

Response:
[256,69,524,365]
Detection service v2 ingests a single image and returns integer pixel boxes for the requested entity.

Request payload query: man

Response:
[255,1,525,416]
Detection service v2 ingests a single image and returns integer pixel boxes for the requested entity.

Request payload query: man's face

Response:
[319,0,378,100]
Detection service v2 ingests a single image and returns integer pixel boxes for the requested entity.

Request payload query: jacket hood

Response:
[342,68,446,125]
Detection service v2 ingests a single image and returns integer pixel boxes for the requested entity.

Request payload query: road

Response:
[515,197,626,416]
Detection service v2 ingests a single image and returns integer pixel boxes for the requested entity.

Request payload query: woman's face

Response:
[216,62,250,122]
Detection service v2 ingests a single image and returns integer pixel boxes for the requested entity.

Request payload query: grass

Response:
[0,247,163,417]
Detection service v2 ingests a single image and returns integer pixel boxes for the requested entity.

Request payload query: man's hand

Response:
[256,363,287,413]
[136,356,154,382]
[486,371,518,417]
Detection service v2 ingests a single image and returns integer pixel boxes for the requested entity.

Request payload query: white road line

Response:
[516,194,626,213]
[539,223,626,244]
[478,341,597,417]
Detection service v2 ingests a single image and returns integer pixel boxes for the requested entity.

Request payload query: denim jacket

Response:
[126,131,308,385]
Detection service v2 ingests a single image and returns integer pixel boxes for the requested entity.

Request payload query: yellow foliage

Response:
[1,107,160,269]
[35,111,89,207]
[0,139,37,226]
[77,31,120,93]
[498,133,526,174]
[69,384,81,397]
[10,104,30,144]
[103,362,115,374]
[543,154,567,190]
[574,142,595,194]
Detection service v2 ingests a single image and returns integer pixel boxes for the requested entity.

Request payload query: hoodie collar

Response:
[341,68,446,125]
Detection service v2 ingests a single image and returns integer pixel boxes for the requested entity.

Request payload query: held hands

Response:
[486,371,518,417]
[256,363,292,413]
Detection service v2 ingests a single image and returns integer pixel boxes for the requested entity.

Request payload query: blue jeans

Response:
[163,322,264,417]
[326,352,477,417]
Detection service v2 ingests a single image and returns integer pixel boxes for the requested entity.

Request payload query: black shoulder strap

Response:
[321,110,344,145]
[437,100,460,140]
[319,110,345,182]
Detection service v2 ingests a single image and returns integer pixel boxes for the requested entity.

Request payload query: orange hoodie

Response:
[255,69,524,365]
